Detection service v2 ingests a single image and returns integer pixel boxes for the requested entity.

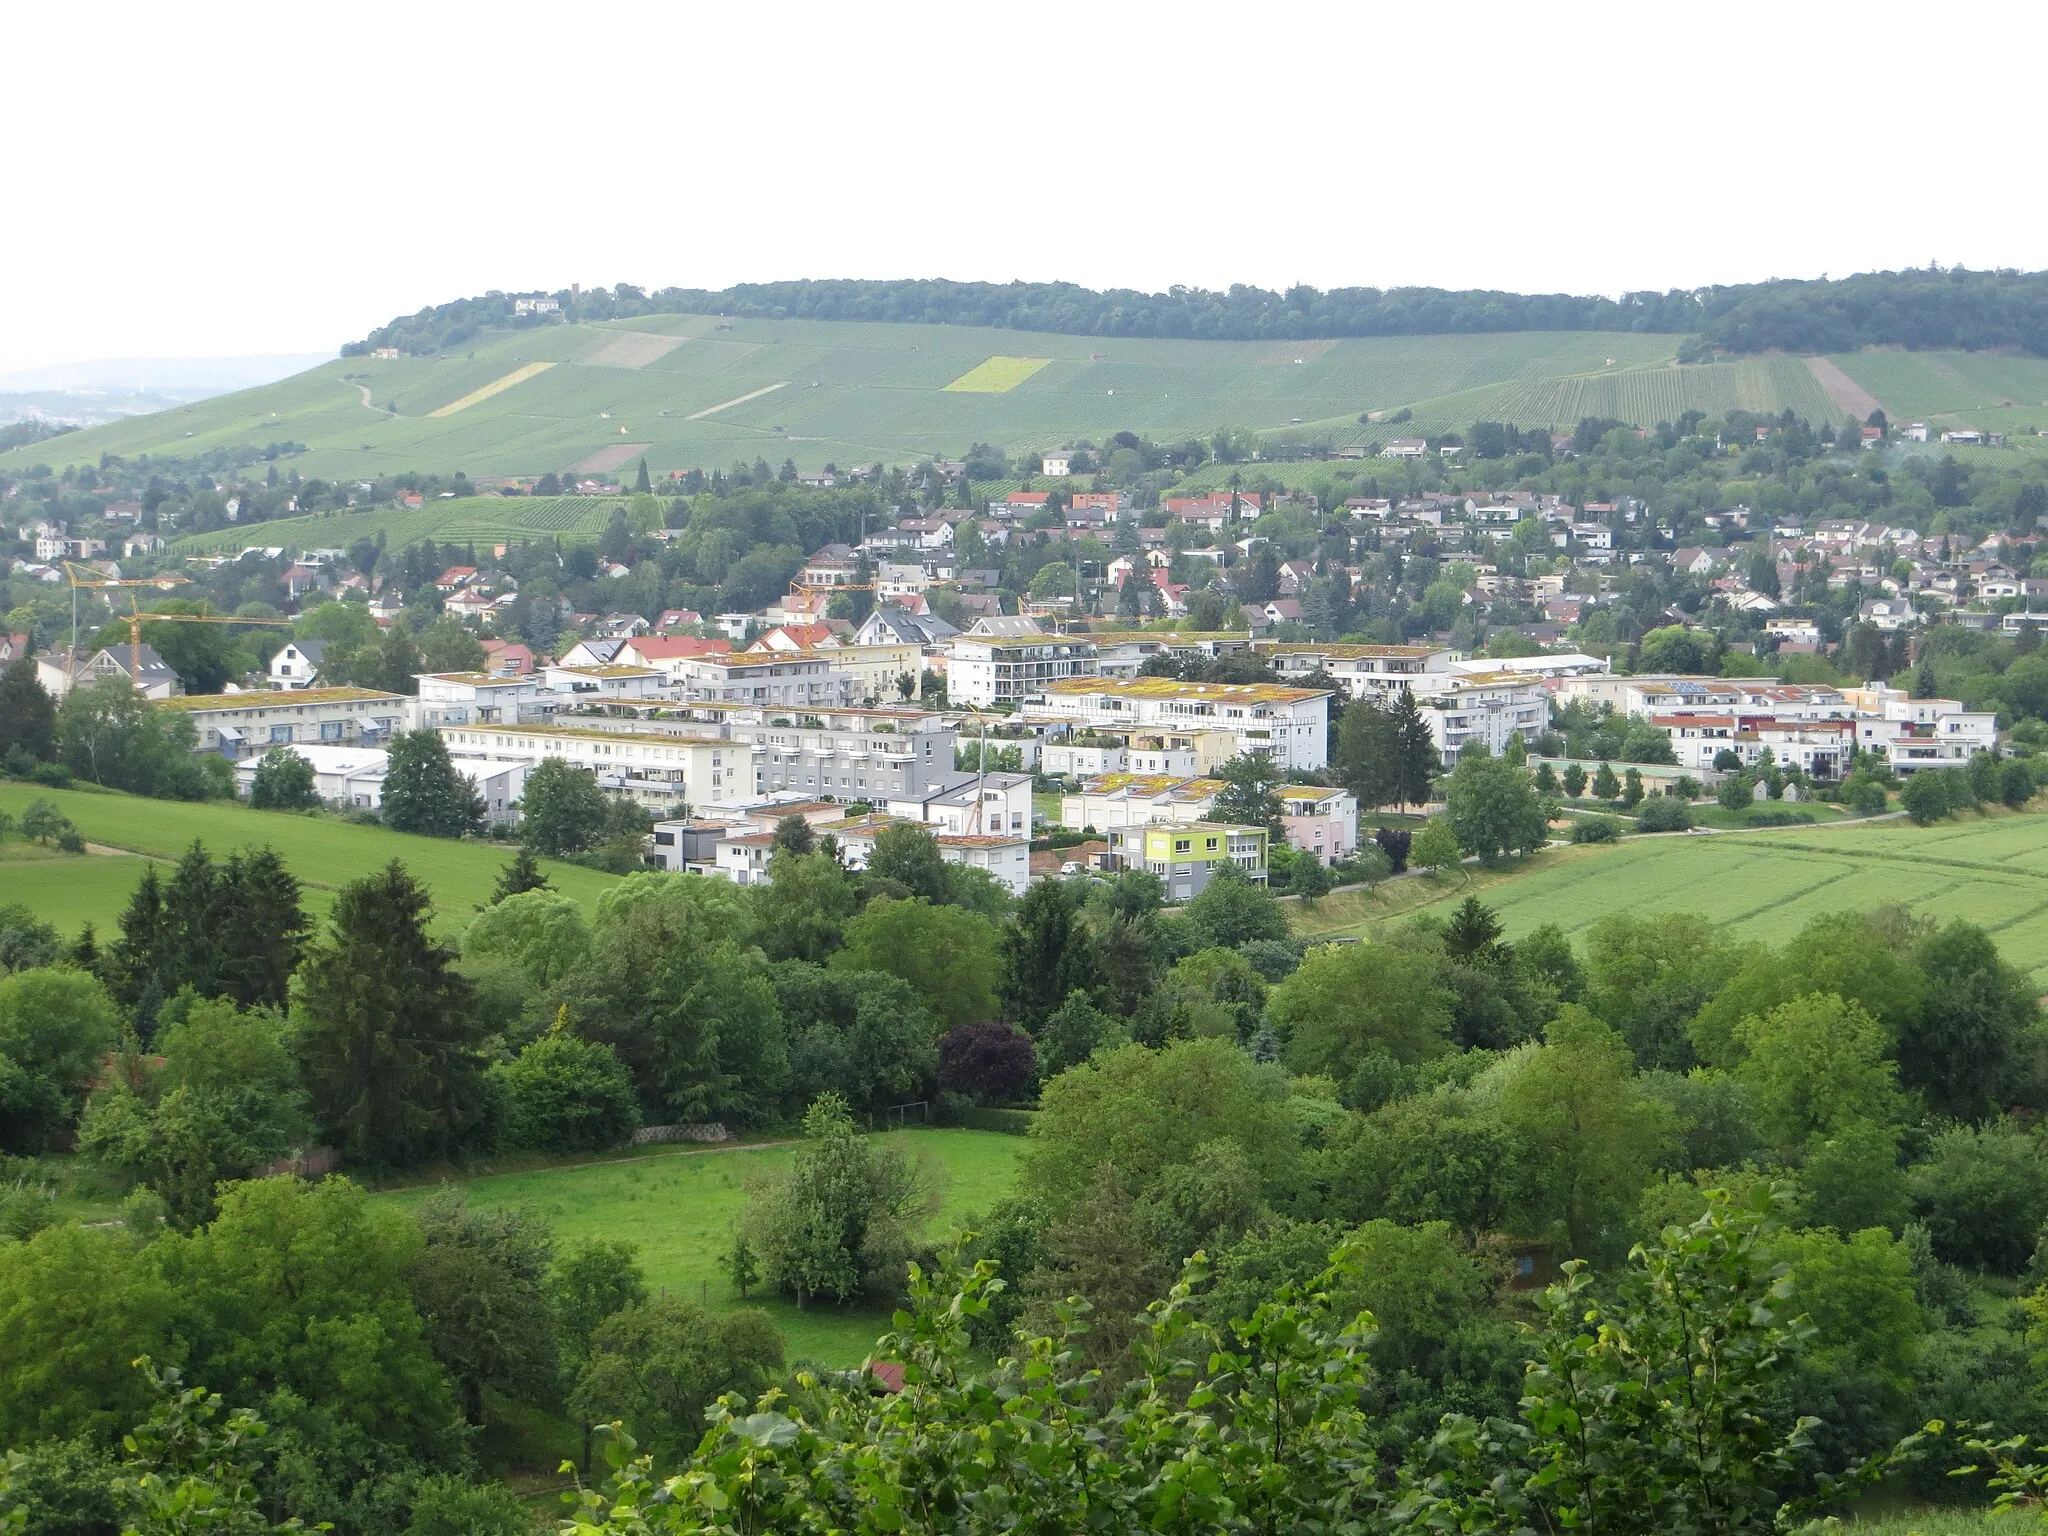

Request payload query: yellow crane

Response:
[63,563,292,685]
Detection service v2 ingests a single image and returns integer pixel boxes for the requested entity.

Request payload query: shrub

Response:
[1909,1121,2048,1273]
[1570,815,1620,844]
[937,1019,1037,1104]
[1633,797,1692,833]
[1900,771,1952,825]
[489,1028,641,1152]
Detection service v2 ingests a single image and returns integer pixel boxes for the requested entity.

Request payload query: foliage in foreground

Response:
[557,1189,1931,1536]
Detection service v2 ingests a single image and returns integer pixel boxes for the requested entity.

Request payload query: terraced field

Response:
[174,495,625,553]
[1301,810,2048,980]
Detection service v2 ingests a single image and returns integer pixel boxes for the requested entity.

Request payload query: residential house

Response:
[1379,438,1428,459]
[855,606,959,647]
[1278,784,1358,866]
[438,723,746,812]
[885,770,1033,838]
[827,814,1033,896]
[162,687,407,757]
[267,639,328,689]
[1023,677,1331,771]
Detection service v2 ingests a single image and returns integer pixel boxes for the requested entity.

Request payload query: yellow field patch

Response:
[942,356,1052,393]
[427,360,554,417]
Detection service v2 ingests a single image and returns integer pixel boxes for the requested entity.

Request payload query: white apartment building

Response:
[435,723,751,811]
[885,771,1034,837]
[161,688,409,759]
[543,664,667,703]
[1257,643,1457,703]
[1422,672,1548,766]
[1023,678,1332,770]
[414,672,558,728]
[1059,774,1222,832]
[232,744,391,809]
[1653,714,1856,780]
[947,635,1100,708]
[828,814,1033,896]
[1854,695,1998,772]
[670,652,859,710]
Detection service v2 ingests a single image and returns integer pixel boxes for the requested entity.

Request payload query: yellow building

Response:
[1131,821,1268,900]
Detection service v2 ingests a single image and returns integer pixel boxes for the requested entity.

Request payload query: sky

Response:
[5,0,2046,376]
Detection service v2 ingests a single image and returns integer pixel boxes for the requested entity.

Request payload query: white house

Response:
[267,639,328,689]
[435,722,752,811]
[1022,678,1332,771]
[1040,453,1072,478]
[161,687,408,758]
[1420,672,1548,767]
[884,770,1033,838]
[233,743,390,809]
[1379,438,1428,459]
[946,634,1100,708]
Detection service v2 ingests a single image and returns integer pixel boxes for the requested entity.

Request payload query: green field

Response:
[0,316,1855,482]
[1300,810,2048,980]
[375,1128,1026,1366]
[1831,348,2048,443]
[173,495,628,555]
[0,782,618,936]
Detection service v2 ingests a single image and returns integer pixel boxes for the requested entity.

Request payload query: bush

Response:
[1633,797,1692,833]
[488,1028,641,1152]
[1742,808,1814,827]
[1716,772,1754,811]
[1841,772,1890,814]
[937,1020,1037,1104]
[1570,815,1620,844]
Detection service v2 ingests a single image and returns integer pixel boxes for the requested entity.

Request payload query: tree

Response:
[1901,919,2038,1121]
[1911,1120,2048,1273]
[774,963,937,1115]
[1562,762,1588,797]
[1734,995,1902,1156]
[755,848,859,963]
[0,656,57,763]
[864,821,950,903]
[1388,687,1439,810]
[1488,1007,1673,1261]
[380,730,485,838]
[1717,770,1755,811]
[1336,700,1400,811]
[1622,767,1645,808]
[568,1296,782,1462]
[406,1187,558,1424]
[1443,894,1507,962]
[0,967,122,1151]
[741,1093,936,1305]
[1000,878,1101,1030]
[1023,1036,1300,1216]
[2001,756,2037,809]
[1270,941,1454,1078]
[771,813,816,856]
[492,845,551,902]
[294,860,486,1167]
[1444,752,1549,861]
[1584,911,1749,1072]
[462,888,591,989]
[1591,760,1621,801]
[152,1176,456,1450]
[833,897,999,1030]
[1210,749,1283,832]
[1183,861,1287,947]
[489,1025,641,1152]
[78,996,310,1227]
[937,1019,1037,1102]
[519,757,612,855]
[248,747,319,810]
[58,678,214,799]
[0,903,59,975]
[1411,817,1462,873]
[1900,769,1951,825]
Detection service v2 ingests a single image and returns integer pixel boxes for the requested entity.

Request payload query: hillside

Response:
[0,316,1859,482]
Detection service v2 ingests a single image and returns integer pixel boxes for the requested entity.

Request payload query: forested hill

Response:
[351,268,2048,357]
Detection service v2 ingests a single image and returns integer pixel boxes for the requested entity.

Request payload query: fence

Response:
[630,1122,734,1146]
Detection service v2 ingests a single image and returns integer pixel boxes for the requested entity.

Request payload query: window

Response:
[1174,838,1191,854]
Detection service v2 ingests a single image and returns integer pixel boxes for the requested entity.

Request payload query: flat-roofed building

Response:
[947,634,1099,707]
[1278,784,1358,866]
[1420,672,1548,766]
[1123,821,1268,899]
[543,664,667,703]
[669,652,859,711]
[822,814,1034,896]
[435,722,752,811]
[885,770,1034,837]
[414,671,557,728]
[1022,677,1331,770]
[160,687,409,759]
[1256,642,1457,702]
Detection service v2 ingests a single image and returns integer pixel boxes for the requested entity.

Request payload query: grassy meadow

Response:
[1299,809,2048,980]
[0,317,1848,482]
[1830,347,2048,443]
[0,782,618,936]
[375,1127,1027,1367]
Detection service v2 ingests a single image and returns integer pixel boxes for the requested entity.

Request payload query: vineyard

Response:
[173,496,627,553]
[1826,349,2048,440]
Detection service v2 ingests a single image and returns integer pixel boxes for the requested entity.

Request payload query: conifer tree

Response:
[493,846,552,903]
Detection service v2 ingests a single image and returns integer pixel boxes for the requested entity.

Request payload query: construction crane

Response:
[63,564,291,685]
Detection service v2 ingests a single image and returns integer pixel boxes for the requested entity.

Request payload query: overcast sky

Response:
[6,0,2045,376]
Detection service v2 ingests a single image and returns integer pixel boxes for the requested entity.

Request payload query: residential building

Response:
[1654,714,1855,780]
[232,743,390,809]
[267,639,327,689]
[1257,642,1457,702]
[577,704,960,802]
[947,634,1100,707]
[1022,678,1332,770]
[1278,784,1358,866]
[436,723,748,811]
[826,814,1033,895]
[544,664,667,703]
[884,770,1033,837]
[1125,821,1269,899]
[1419,673,1548,766]
[1379,438,1428,459]
[855,606,959,647]
[160,687,408,758]
[1059,774,1222,833]
[414,672,557,727]
[644,818,738,874]
[618,634,733,683]
[669,651,859,710]
[77,643,183,700]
